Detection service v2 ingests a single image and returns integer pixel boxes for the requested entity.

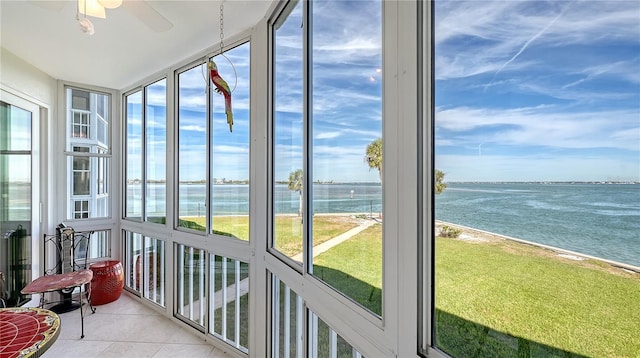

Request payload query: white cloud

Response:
[179,124,206,133]
[436,106,640,151]
[436,154,640,182]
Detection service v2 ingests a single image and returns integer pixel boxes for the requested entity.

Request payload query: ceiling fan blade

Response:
[122,0,173,32]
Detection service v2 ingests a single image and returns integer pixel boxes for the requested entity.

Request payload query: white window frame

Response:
[262,1,421,357]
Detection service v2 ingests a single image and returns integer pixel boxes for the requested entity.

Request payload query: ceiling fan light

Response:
[78,17,95,35]
[78,0,106,18]
[97,0,123,9]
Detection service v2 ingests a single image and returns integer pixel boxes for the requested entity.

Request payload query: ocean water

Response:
[435,182,640,267]
[134,182,639,267]
[156,183,384,216]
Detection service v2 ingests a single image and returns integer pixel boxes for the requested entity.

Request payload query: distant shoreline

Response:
[130,181,638,185]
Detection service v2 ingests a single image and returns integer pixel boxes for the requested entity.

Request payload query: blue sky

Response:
[131,0,639,184]
[435,0,640,182]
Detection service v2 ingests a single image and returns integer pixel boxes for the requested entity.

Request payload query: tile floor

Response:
[41,292,234,358]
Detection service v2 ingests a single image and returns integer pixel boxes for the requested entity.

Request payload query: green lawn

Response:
[273,215,362,257]
[313,223,383,315]
[176,216,640,357]
[435,237,640,357]
[178,215,360,256]
[312,223,639,357]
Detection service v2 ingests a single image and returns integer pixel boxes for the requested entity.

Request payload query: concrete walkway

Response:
[212,219,379,309]
[291,219,378,262]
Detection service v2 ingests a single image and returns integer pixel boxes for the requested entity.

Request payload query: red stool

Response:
[89,260,124,305]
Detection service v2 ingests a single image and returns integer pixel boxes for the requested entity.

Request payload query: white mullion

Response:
[296,295,304,358]
[309,312,318,358]
[330,329,338,358]
[131,237,138,290]
[284,286,291,358]
[160,242,165,306]
[272,276,281,358]
[178,244,185,316]
[222,257,228,339]
[143,237,149,298]
[199,249,205,325]
[235,259,241,347]
[210,255,216,334]
[125,234,132,287]
[188,246,194,319]
[152,241,158,302]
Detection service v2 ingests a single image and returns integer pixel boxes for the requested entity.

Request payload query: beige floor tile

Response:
[152,343,215,357]
[96,342,161,357]
[38,292,234,358]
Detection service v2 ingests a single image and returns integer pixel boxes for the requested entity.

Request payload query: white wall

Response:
[1,47,57,106]
[1,47,59,295]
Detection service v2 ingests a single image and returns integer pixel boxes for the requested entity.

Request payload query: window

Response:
[72,146,90,196]
[272,0,304,263]
[142,237,165,306]
[429,1,640,357]
[123,230,143,293]
[272,276,304,357]
[271,0,383,315]
[0,96,37,307]
[124,79,167,223]
[177,43,251,238]
[210,255,249,352]
[271,275,365,357]
[125,91,142,220]
[73,200,89,219]
[65,87,111,220]
[177,63,207,231]
[146,80,167,224]
[72,112,90,138]
[175,244,207,327]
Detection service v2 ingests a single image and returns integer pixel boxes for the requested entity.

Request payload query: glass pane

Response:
[308,310,365,358]
[178,64,207,231]
[0,101,32,307]
[0,101,31,151]
[123,230,142,293]
[433,1,640,357]
[146,79,167,224]
[272,0,304,263]
[176,244,207,327]
[143,237,165,307]
[71,89,90,111]
[310,0,383,316]
[271,275,304,358]
[210,255,249,352]
[0,155,31,221]
[210,43,251,240]
[126,91,143,220]
[87,229,110,259]
[66,88,111,220]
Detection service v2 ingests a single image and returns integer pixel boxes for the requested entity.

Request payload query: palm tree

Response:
[366,137,447,194]
[288,169,304,217]
[365,138,383,182]
[435,169,447,194]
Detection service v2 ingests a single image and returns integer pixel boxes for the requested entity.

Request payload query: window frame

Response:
[62,84,115,222]
[264,1,421,356]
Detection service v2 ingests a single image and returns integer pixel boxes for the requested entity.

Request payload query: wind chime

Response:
[208,2,237,132]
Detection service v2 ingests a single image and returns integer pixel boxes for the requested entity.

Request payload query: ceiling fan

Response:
[30,0,173,33]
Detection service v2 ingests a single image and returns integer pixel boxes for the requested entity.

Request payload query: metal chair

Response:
[21,224,96,338]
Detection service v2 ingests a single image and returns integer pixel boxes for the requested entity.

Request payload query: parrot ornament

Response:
[208,61,233,132]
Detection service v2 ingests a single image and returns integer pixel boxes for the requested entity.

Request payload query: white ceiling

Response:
[0,0,274,89]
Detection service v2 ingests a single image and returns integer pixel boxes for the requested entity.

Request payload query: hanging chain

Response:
[219,3,225,54]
